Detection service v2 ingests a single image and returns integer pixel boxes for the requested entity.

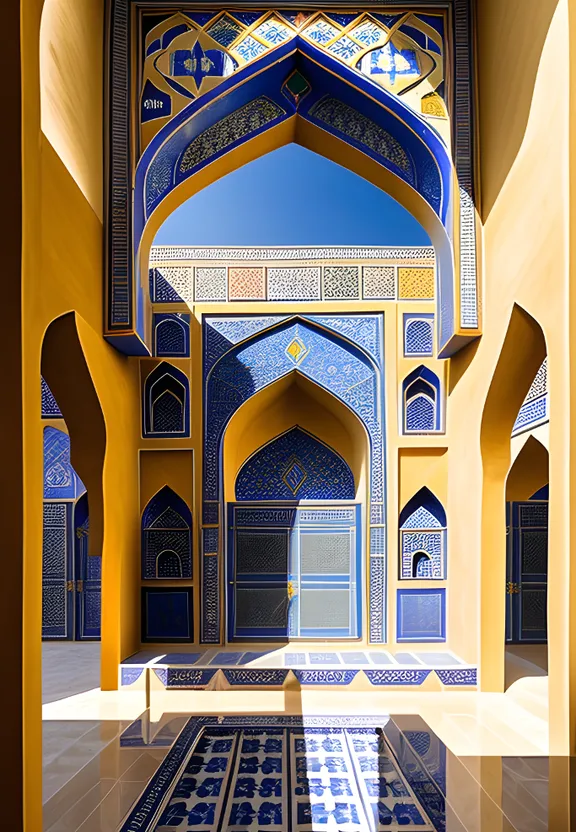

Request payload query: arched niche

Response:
[141,485,192,579]
[223,372,369,505]
[402,365,442,433]
[206,315,381,520]
[126,39,466,356]
[399,486,447,580]
[142,361,190,438]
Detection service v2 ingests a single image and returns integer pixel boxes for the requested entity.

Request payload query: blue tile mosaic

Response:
[142,588,193,643]
[166,668,218,688]
[124,717,445,832]
[293,670,358,685]
[141,486,192,580]
[203,314,386,644]
[397,589,446,643]
[365,669,432,686]
[44,427,85,500]
[235,427,355,501]
[223,669,289,686]
[436,668,477,686]
[153,313,190,357]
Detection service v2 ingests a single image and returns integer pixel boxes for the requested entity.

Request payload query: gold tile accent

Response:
[398,268,435,299]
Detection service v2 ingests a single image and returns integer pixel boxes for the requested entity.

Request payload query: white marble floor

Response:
[43,642,101,704]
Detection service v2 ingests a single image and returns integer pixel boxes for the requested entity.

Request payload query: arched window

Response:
[402,365,441,433]
[154,313,190,357]
[143,362,189,437]
[404,315,434,357]
[141,486,192,579]
[399,487,446,579]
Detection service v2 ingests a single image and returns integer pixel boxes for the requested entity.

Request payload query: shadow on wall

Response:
[476,0,560,219]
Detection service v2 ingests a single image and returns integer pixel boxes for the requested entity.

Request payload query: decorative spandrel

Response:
[139,9,447,152]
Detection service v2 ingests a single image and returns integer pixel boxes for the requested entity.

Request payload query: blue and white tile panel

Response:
[119,649,477,689]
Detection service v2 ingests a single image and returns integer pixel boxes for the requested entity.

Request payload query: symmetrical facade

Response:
[10,0,576,825]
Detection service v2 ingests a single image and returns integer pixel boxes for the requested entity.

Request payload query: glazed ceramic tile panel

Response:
[153,313,190,356]
[42,502,72,639]
[362,266,396,300]
[195,267,227,302]
[323,266,361,299]
[153,725,436,831]
[235,427,355,501]
[513,358,549,435]
[141,486,193,580]
[267,267,321,300]
[228,267,266,300]
[150,266,194,303]
[150,248,441,303]
[41,377,62,418]
[404,314,434,357]
[108,4,478,356]
[398,268,435,300]
[397,589,446,642]
[202,314,386,643]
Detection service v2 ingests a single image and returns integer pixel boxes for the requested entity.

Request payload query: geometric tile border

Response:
[120,665,478,689]
[150,260,439,303]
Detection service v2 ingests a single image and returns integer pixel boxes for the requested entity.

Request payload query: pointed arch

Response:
[402,365,442,433]
[204,314,383,521]
[235,426,355,501]
[123,38,464,357]
[202,312,386,644]
[399,487,446,580]
[43,426,86,500]
[141,485,192,579]
[143,361,190,437]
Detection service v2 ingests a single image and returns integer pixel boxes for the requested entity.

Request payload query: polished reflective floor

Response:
[42,646,574,831]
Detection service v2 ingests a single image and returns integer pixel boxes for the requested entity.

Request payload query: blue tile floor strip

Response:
[119,716,449,832]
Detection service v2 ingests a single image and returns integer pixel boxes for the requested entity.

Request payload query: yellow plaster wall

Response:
[446,0,570,753]
[140,449,194,513]
[398,449,448,512]
[39,0,103,220]
[20,4,144,823]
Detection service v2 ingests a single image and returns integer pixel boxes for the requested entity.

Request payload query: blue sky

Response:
[154,144,431,246]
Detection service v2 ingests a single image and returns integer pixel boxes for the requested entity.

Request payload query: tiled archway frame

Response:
[202,314,385,643]
[106,0,477,357]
